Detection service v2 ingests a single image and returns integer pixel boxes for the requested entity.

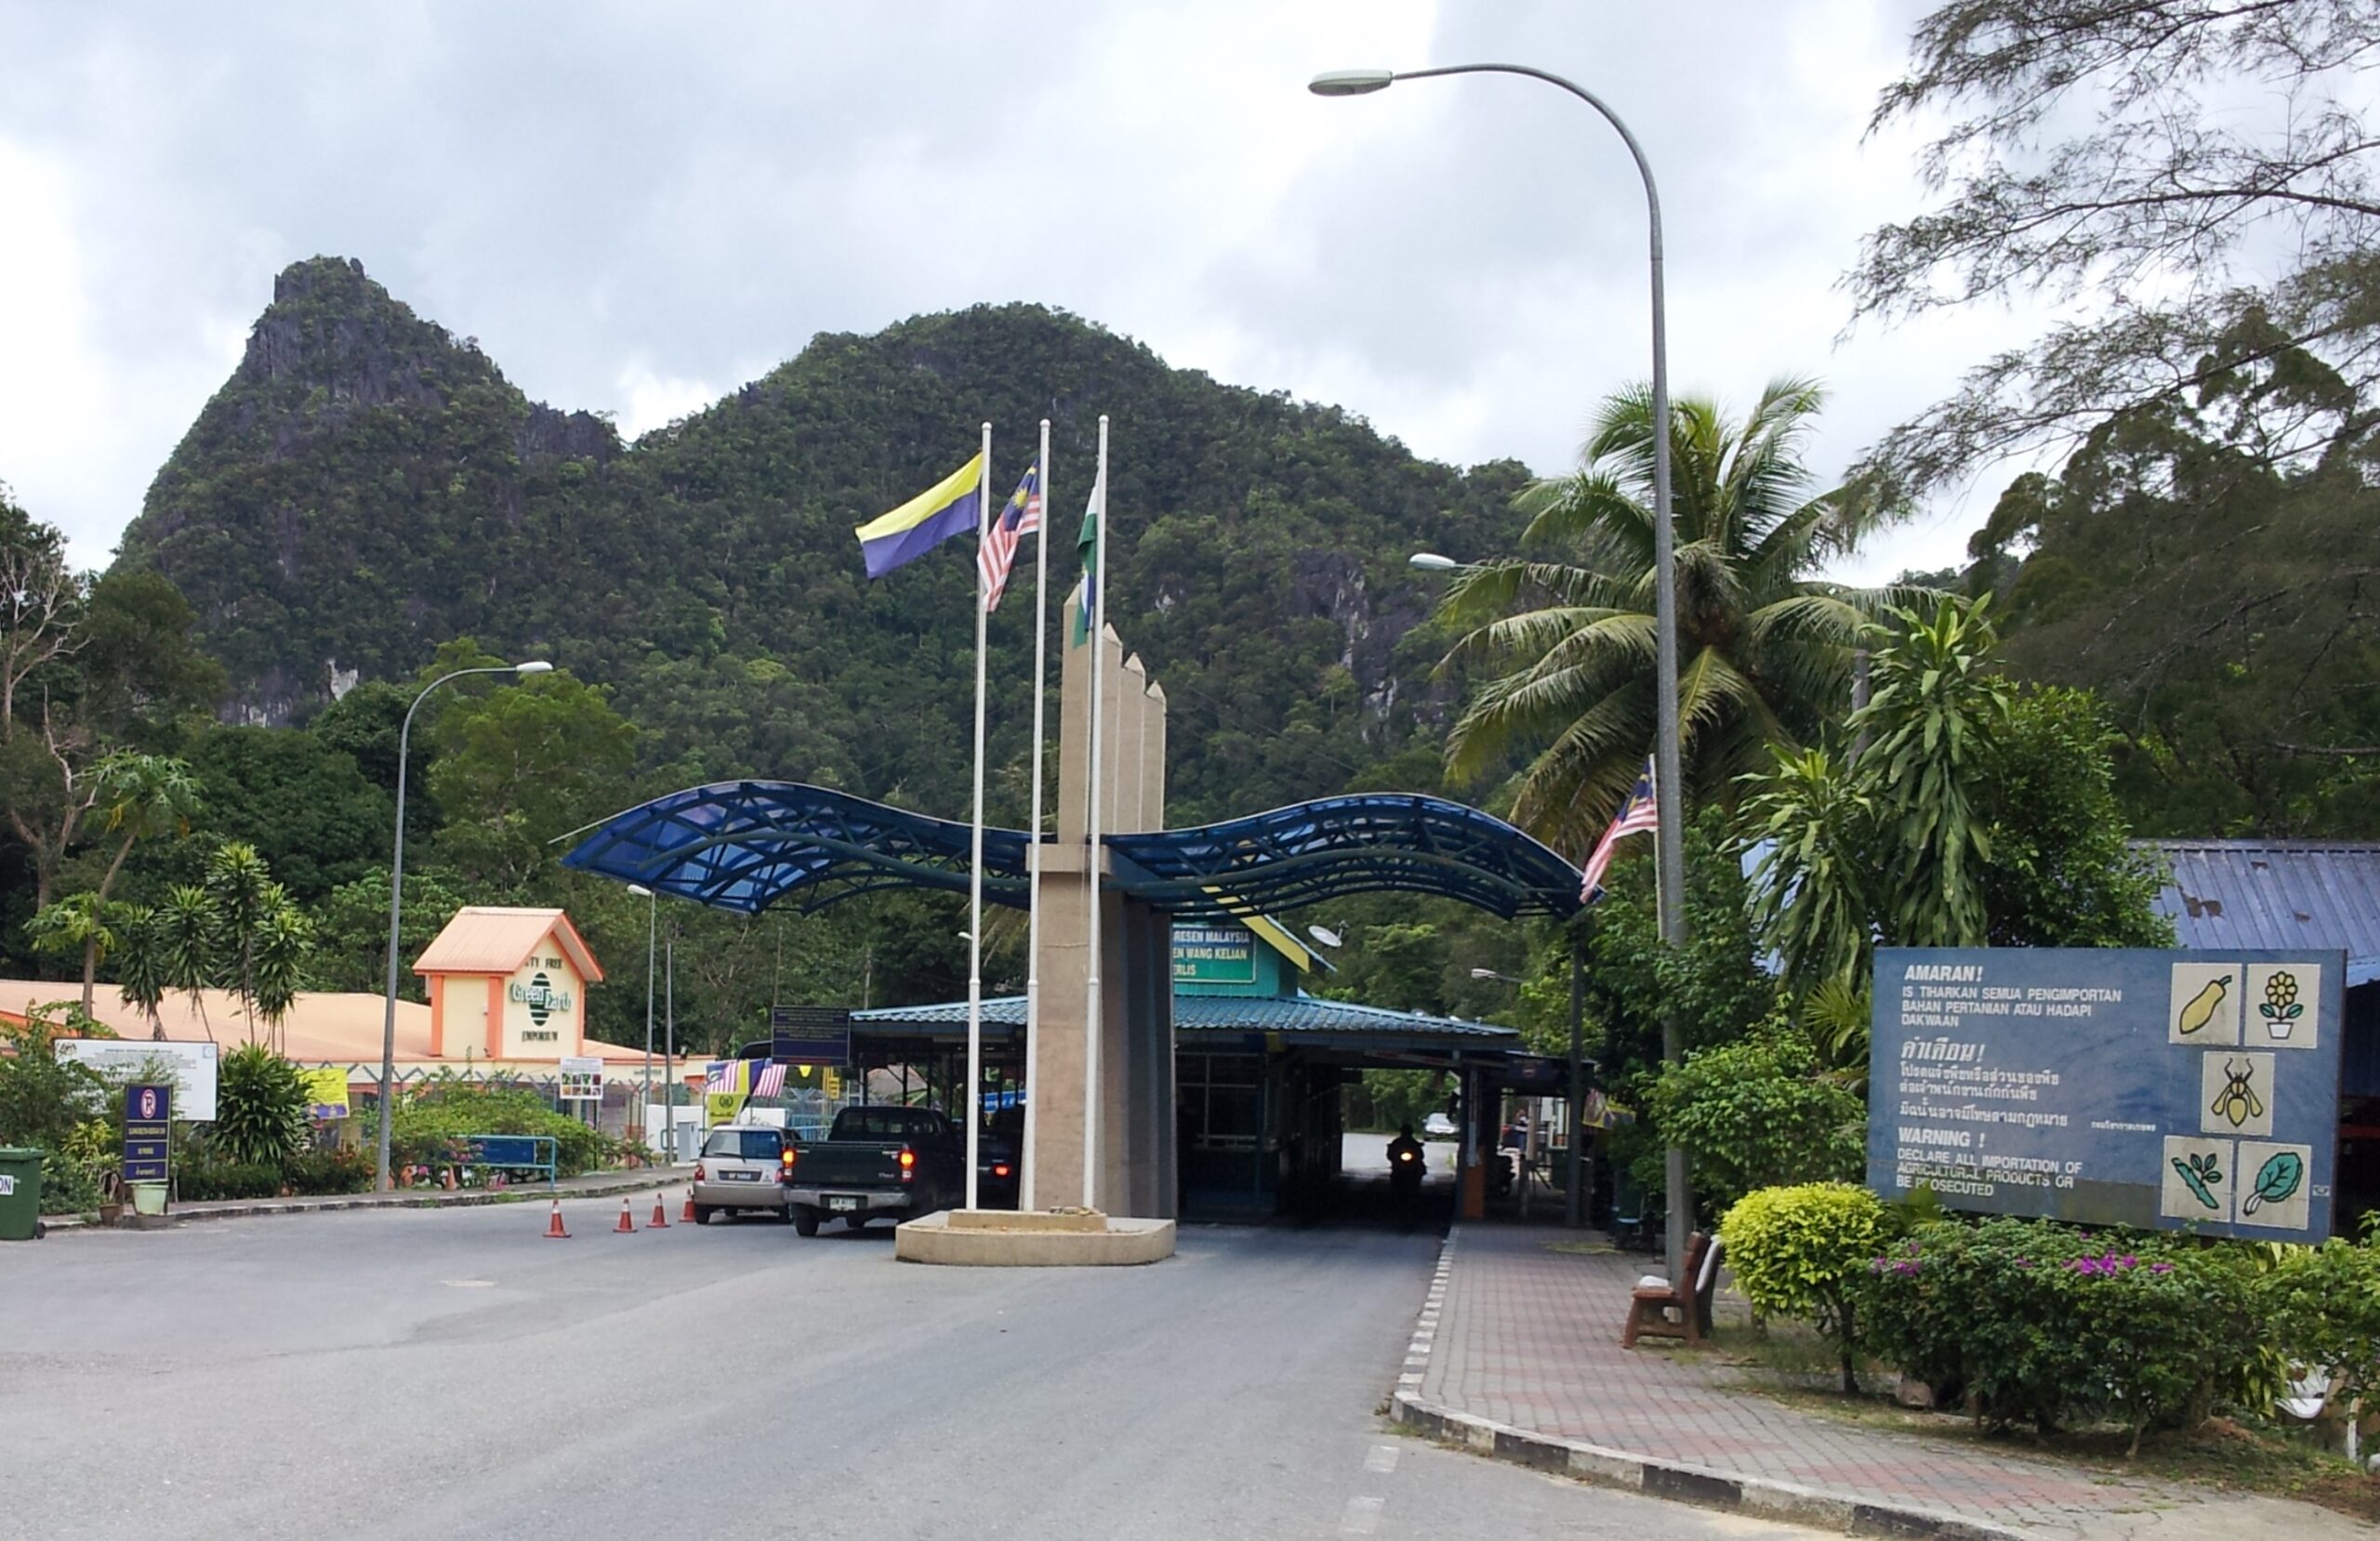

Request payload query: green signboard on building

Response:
[1173,925,1258,986]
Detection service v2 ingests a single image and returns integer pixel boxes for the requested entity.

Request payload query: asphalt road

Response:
[1,1198,1823,1541]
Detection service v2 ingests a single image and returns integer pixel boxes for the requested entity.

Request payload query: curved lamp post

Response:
[376,660,554,1192]
[1330,66,1690,1276]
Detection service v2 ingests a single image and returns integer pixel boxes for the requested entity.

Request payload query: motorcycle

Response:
[1389,1142,1424,1228]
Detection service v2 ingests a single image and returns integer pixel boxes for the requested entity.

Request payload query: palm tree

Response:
[113,903,170,1040]
[1436,376,1919,852]
[153,885,222,1043]
[62,753,201,1013]
[25,893,118,1016]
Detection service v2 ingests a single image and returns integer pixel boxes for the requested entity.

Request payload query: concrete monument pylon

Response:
[1021,598,1175,1218]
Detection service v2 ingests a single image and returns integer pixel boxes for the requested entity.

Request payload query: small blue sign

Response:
[124,1083,171,1185]
[1870,948,2345,1243]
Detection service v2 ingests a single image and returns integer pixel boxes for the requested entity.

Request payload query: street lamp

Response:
[1317,62,1690,1273]
[629,884,656,1156]
[1469,967,1518,983]
[1409,551,1461,573]
[375,660,554,1192]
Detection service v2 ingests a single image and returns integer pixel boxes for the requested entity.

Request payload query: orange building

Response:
[415,906,606,1061]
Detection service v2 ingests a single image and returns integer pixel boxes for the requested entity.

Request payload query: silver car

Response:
[690,1126,793,1223]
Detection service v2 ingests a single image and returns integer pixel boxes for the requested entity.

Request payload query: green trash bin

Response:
[0,1146,44,1240]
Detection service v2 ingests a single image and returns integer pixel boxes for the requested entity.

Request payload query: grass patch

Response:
[1542,1239,1616,1257]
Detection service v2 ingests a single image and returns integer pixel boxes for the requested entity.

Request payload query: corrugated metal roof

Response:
[852,992,1518,1043]
[414,907,604,982]
[2139,840,2380,985]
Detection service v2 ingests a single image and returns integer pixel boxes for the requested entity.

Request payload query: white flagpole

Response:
[1022,415,1051,1209]
[965,420,990,1212]
[1083,414,1109,1211]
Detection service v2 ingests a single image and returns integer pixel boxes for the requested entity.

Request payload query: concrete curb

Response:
[40,1170,689,1233]
[1390,1229,2026,1541]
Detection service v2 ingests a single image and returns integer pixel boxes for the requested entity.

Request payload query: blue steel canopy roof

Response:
[852,992,1519,1046]
[1106,794,1583,919]
[560,781,1033,914]
[2141,839,2380,986]
[562,784,1582,919]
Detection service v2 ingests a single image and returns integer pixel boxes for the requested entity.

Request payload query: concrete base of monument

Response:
[893,1207,1177,1267]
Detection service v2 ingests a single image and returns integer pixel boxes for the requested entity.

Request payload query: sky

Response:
[0,1,2045,580]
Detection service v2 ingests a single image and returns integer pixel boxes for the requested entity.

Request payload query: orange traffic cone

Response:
[443,1167,458,1192]
[614,1197,637,1233]
[649,1194,670,1229]
[545,1199,570,1239]
[681,1189,696,1223]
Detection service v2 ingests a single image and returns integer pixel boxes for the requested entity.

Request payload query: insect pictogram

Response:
[2209,1059,2265,1128]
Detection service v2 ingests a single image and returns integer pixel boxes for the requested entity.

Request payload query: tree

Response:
[0,1012,108,1155]
[1961,386,2380,836]
[1746,600,2172,1060]
[210,1044,309,1170]
[428,665,636,894]
[182,728,390,905]
[1853,0,2380,497]
[312,867,473,996]
[1644,1026,1866,1219]
[25,894,118,1011]
[110,846,314,1047]
[37,753,205,1012]
[0,497,218,909]
[1578,809,1778,1089]
[1435,378,1910,851]
[1856,598,2012,950]
[0,485,83,739]
[204,842,311,1048]
[112,903,171,1039]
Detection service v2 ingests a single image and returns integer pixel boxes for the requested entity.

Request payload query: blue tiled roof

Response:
[852,992,1518,1043]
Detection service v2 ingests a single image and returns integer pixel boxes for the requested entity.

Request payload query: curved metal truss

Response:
[559,780,1034,915]
[1105,793,1582,919]
[562,784,1582,919]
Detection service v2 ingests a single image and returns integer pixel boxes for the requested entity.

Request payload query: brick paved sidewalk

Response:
[1408,1220,2366,1540]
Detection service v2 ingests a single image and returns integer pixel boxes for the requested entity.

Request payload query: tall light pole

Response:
[629,883,655,1155]
[1331,66,1691,1282]
[376,660,553,1192]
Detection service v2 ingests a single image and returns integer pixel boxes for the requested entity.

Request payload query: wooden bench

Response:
[1622,1231,1722,1349]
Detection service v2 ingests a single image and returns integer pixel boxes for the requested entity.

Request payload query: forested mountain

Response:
[117,257,1527,827]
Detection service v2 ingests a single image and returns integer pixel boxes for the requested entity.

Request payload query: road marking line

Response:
[1364,1444,1398,1474]
[1339,1495,1383,1534]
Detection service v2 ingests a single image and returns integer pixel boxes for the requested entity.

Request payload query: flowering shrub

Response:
[1858,1218,2256,1450]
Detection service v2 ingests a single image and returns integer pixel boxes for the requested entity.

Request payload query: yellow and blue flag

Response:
[854,453,984,579]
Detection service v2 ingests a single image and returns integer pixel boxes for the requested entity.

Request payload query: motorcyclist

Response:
[1387,1124,1425,1226]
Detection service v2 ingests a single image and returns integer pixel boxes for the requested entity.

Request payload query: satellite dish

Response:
[1307,925,1342,949]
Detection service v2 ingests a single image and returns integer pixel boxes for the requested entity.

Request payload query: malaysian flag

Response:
[1580,757,1659,903]
[751,1062,787,1100]
[978,459,1041,612]
[702,1060,740,1095]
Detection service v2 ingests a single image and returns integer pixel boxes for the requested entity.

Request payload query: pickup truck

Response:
[781,1105,964,1235]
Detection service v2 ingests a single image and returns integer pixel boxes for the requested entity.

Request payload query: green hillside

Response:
[118,257,1529,827]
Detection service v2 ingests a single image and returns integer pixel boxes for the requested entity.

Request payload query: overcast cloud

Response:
[0,1,2043,581]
